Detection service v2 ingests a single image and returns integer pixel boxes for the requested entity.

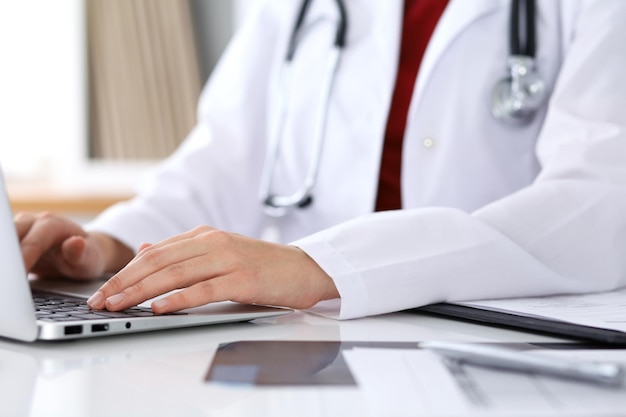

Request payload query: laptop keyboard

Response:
[32,290,185,322]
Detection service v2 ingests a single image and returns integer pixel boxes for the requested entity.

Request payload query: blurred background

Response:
[0,0,252,219]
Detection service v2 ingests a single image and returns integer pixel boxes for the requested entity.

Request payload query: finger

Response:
[14,212,36,240]
[91,236,216,309]
[98,226,209,290]
[139,225,215,253]
[31,236,86,277]
[20,213,87,272]
[103,256,216,311]
[57,235,104,279]
[60,236,87,265]
[150,275,237,314]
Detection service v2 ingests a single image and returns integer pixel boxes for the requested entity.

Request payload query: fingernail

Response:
[87,291,104,308]
[152,299,169,311]
[106,293,125,306]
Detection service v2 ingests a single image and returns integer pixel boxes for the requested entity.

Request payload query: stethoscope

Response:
[260,0,545,216]
[491,0,546,124]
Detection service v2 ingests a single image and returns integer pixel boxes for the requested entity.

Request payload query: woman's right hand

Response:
[14,211,133,280]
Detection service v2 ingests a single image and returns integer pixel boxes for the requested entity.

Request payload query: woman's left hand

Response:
[86,226,339,313]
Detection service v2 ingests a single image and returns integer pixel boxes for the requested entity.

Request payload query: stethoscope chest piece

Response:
[490,55,546,125]
[490,0,546,125]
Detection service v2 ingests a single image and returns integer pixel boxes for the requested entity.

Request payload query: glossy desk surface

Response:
[0,309,596,417]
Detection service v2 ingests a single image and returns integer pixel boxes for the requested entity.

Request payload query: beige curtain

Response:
[87,0,202,159]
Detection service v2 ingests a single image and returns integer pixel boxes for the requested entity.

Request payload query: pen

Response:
[419,341,625,387]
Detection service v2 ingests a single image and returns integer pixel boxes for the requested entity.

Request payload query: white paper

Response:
[457,287,626,332]
[344,348,626,417]
[343,348,470,417]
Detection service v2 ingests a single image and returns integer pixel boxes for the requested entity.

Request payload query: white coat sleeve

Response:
[294,2,626,320]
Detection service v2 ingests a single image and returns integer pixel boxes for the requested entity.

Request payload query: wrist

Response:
[295,247,340,304]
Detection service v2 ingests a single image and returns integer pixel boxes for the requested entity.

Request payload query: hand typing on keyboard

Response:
[15,213,339,314]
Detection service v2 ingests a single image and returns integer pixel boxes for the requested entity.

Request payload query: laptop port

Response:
[64,325,83,335]
[91,324,109,332]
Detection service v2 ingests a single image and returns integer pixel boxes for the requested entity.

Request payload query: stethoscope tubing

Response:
[260,0,347,216]
[260,46,342,215]
[510,0,535,56]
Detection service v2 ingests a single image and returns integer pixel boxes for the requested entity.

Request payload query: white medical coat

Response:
[87,0,626,319]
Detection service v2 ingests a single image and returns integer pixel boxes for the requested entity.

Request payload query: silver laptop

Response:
[0,168,292,341]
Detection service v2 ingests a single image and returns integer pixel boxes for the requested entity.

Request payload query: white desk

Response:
[1,309,587,417]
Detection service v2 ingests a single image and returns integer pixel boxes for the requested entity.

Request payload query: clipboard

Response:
[414,302,626,345]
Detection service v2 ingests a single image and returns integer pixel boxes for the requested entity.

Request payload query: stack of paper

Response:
[418,287,626,344]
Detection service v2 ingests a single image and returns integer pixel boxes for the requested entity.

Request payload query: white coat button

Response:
[422,137,434,148]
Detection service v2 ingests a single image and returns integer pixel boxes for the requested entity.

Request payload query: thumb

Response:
[59,235,105,279]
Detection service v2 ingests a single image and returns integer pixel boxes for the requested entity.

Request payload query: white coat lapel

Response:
[413,0,502,102]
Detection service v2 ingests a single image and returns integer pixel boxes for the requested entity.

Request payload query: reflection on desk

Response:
[0,310,594,417]
[206,340,420,386]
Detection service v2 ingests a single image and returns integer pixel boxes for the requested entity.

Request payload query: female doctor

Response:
[15,0,626,320]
